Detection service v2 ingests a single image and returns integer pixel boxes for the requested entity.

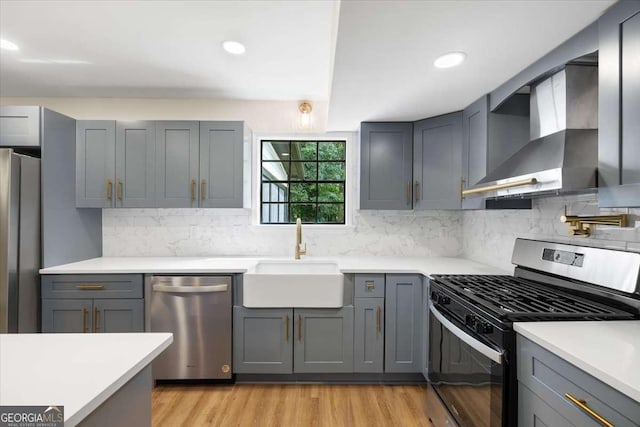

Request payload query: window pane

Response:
[290,183,317,202]
[291,142,317,160]
[262,141,290,161]
[290,162,317,181]
[290,204,316,223]
[261,183,271,202]
[318,162,345,181]
[262,203,270,223]
[319,142,345,160]
[318,204,344,223]
[262,161,289,181]
[318,183,344,202]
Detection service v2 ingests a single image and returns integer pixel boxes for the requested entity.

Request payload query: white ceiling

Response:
[327,0,615,130]
[0,0,338,100]
[0,1,616,130]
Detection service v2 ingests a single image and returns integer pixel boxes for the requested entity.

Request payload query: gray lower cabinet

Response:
[155,121,200,208]
[421,280,429,380]
[360,122,413,210]
[41,274,144,333]
[199,121,244,208]
[598,1,640,207]
[353,298,384,373]
[0,106,41,147]
[115,121,156,208]
[517,335,640,427]
[233,307,293,374]
[385,274,422,373]
[233,306,354,374]
[413,112,462,210]
[293,307,354,373]
[76,120,116,208]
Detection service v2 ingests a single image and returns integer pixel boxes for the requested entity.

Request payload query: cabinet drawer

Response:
[354,274,385,298]
[42,275,143,299]
[517,335,640,427]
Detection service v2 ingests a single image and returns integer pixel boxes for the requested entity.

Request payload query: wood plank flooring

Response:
[152,384,439,427]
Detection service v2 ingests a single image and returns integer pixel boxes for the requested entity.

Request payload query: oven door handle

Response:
[430,302,503,365]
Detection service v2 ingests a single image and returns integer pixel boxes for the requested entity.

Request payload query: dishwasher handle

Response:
[153,284,228,293]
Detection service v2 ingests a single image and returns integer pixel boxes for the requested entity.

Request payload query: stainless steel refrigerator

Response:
[0,148,40,333]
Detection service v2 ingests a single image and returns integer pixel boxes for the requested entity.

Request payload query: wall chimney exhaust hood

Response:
[463,65,598,199]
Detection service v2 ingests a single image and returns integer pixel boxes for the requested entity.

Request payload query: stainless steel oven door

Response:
[428,302,504,427]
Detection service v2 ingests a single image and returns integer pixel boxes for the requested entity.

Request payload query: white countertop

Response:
[514,321,640,403]
[0,333,172,426]
[39,255,507,276]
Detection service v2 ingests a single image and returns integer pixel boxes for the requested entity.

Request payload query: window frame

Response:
[260,139,347,225]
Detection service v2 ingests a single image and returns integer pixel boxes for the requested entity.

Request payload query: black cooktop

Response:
[430,274,638,322]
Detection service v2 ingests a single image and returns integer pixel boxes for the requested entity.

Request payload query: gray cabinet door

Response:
[421,280,429,380]
[462,96,488,210]
[385,274,422,373]
[294,307,354,373]
[0,106,40,147]
[233,307,293,374]
[518,383,573,427]
[354,298,384,373]
[360,122,413,210]
[94,299,144,333]
[155,121,199,208]
[599,2,640,207]
[413,113,462,210]
[42,299,93,333]
[115,121,155,208]
[76,120,116,208]
[199,121,244,208]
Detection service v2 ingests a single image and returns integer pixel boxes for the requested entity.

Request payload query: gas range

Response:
[427,239,640,427]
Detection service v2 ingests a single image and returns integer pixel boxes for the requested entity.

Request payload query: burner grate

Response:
[431,275,635,321]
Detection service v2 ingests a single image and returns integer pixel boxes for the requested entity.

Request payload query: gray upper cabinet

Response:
[462,96,489,210]
[115,121,156,208]
[156,121,199,208]
[76,120,116,208]
[293,307,354,373]
[413,113,462,210]
[360,122,413,210]
[199,121,243,208]
[0,106,41,147]
[354,298,384,373]
[599,1,640,207]
[385,274,422,373]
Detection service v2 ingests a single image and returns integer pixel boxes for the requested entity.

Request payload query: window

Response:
[261,140,346,224]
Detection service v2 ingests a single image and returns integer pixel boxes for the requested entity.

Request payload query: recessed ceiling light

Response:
[222,40,246,55]
[0,38,19,51]
[434,52,466,69]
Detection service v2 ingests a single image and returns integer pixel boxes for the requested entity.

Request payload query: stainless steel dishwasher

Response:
[149,275,232,380]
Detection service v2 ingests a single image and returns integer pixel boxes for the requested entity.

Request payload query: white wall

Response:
[0,97,328,133]
[463,194,640,272]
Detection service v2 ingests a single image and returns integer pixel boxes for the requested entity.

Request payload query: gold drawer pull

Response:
[191,179,196,202]
[106,179,112,201]
[82,308,88,333]
[376,306,381,334]
[414,180,420,202]
[117,179,123,201]
[405,180,411,205]
[285,315,290,342]
[201,179,206,201]
[365,281,375,290]
[93,307,99,333]
[565,393,613,427]
[297,315,302,342]
[76,284,105,290]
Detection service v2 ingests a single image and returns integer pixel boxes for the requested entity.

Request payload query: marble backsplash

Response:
[462,193,640,272]
[102,209,463,257]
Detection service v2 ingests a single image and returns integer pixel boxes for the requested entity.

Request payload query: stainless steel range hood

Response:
[463,65,598,199]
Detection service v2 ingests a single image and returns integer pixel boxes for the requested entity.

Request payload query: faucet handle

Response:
[300,243,307,254]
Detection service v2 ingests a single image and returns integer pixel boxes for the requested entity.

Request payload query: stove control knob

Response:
[474,321,493,334]
[474,322,485,333]
[439,295,451,305]
[465,314,475,327]
[431,291,438,301]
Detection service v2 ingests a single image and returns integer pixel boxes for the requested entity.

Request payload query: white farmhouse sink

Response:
[243,260,344,308]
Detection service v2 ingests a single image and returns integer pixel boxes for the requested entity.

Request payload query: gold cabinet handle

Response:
[285,315,290,342]
[117,179,123,201]
[93,307,99,333]
[190,179,196,202]
[200,179,206,201]
[376,306,381,335]
[564,393,613,427]
[106,179,112,201]
[460,177,465,203]
[414,180,420,202]
[297,315,302,342]
[82,308,88,333]
[405,180,411,205]
[365,281,375,290]
[76,284,104,290]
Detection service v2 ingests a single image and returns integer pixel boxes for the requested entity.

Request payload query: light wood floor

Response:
[152,384,441,427]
